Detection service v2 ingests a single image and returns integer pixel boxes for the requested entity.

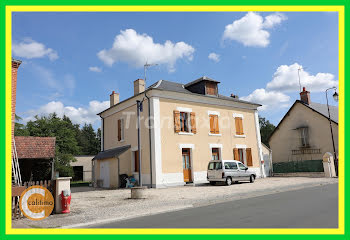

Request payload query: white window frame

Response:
[235,144,247,166]
[209,143,223,161]
[233,113,245,138]
[119,118,125,142]
[176,107,192,134]
[208,111,221,136]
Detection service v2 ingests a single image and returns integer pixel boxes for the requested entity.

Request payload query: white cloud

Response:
[97,29,195,72]
[208,53,220,62]
[223,12,287,47]
[266,63,338,92]
[263,13,287,28]
[24,100,109,125]
[241,62,338,112]
[13,38,58,61]
[30,64,75,96]
[241,88,290,111]
[89,66,102,72]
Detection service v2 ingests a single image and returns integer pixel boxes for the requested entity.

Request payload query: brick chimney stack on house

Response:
[300,87,311,105]
[12,59,22,138]
[134,79,145,95]
[110,91,119,107]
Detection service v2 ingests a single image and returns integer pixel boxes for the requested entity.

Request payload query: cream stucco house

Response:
[93,77,265,188]
[269,87,338,175]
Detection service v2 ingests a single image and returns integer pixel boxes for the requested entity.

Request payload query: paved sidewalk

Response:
[12,177,338,228]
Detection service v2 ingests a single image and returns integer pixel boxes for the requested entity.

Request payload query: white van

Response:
[207,160,256,186]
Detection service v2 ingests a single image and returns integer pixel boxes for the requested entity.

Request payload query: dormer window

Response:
[205,82,218,96]
[184,76,220,96]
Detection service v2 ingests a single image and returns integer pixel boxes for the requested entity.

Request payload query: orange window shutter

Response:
[190,112,197,134]
[234,118,238,135]
[246,148,253,166]
[215,115,219,134]
[209,115,214,133]
[233,148,239,160]
[239,118,244,135]
[117,119,121,141]
[173,110,180,133]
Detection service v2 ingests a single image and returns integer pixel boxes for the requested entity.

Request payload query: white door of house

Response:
[99,161,110,188]
[263,154,271,177]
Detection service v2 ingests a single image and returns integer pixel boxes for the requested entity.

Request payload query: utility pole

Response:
[143,62,157,188]
[325,87,339,176]
[136,100,142,186]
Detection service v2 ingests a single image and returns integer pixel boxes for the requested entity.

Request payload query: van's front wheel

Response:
[225,177,232,186]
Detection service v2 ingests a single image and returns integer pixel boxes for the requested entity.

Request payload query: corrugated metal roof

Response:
[93,145,131,160]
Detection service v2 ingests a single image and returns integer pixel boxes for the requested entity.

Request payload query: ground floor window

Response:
[211,148,220,160]
[233,148,245,163]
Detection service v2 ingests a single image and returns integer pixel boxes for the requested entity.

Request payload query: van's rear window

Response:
[208,162,222,170]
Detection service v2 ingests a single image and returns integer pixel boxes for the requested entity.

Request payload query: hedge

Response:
[273,160,324,173]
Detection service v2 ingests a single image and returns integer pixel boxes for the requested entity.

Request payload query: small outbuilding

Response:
[15,136,56,182]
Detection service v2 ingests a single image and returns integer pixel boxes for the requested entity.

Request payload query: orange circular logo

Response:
[19,186,54,221]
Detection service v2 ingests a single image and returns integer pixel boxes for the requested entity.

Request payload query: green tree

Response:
[25,113,80,177]
[259,116,276,148]
[14,115,29,136]
[96,128,101,152]
[79,123,99,155]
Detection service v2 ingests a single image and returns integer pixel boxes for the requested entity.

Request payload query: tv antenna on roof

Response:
[144,61,158,83]
[297,66,306,92]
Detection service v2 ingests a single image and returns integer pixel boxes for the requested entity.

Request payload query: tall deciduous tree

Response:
[259,116,276,148]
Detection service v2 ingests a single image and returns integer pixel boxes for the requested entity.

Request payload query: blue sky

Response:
[12,11,339,128]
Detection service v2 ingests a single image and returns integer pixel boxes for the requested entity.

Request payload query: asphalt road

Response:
[91,183,338,228]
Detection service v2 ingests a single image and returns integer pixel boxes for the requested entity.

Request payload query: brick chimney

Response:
[110,91,119,107]
[134,79,145,95]
[12,59,21,138]
[300,87,311,105]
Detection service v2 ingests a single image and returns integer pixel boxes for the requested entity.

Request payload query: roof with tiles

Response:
[14,136,56,159]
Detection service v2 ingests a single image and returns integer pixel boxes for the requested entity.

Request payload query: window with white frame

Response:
[118,119,124,141]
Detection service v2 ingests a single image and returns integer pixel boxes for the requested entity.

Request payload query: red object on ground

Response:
[60,191,71,214]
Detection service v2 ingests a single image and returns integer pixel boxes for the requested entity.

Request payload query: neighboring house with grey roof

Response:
[94,76,265,188]
[269,87,338,175]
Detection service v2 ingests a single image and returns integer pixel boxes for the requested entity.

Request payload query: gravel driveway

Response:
[12,177,338,228]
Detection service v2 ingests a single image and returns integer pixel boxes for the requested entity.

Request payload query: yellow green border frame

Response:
[1,3,346,239]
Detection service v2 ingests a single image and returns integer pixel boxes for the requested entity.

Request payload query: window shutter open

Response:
[239,118,244,135]
[233,148,239,161]
[209,115,214,133]
[118,119,121,141]
[173,110,180,133]
[235,117,244,135]
[190,112,197,134]
[214,115,219,134]
[246,148,253,166]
